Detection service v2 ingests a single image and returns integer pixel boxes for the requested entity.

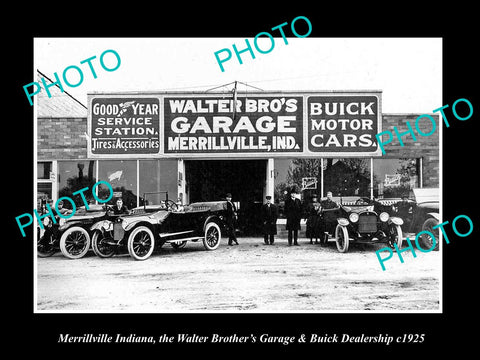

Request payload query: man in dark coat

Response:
[225,193,238,245]
[306,194,321,244]
[284,191,302,246]
[261,195,278,245]
[113,198,129,215]
[320,191,339,236]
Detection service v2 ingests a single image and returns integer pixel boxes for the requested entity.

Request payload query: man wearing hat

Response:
[225,193,238,245]
[284,190,302,246]
[306,194,321,244]
[260,195,278,245]
[319,191,339,240]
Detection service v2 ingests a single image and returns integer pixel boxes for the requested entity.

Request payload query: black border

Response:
[8,5,479,355]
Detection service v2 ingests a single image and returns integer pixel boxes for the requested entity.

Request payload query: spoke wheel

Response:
[419,218,439,251]
[388,224,403,250]
[335,224,349,253]
[37,232,56,257]
[59,227,91,259]
[127,226,155,260]
[92,231,116,258]
[203,222,221,250]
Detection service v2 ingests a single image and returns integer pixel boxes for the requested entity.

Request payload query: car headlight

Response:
[338,218,349,226]
[58,218,66,227]
[379,212,390,222]
[349,213,359,223]
[43,217,51,227]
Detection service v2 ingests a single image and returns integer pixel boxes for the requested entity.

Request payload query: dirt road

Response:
[36,237,441,312]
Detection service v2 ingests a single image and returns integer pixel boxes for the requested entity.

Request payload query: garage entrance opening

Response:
[185,160,267,235]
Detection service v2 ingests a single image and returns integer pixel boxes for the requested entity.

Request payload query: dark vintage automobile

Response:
[323,198,404,253]
[37,204,120,259]
[90,192,228,260]
[390,188,440,251]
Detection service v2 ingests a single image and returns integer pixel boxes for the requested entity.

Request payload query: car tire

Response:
[37,232,56,257]
[127,226,155,260]
[335,224,349,253]
[92,230,116,258]
[392,224,403,249]
[419,217,439,251]
[203,222,221,250]
[59,227,91,259]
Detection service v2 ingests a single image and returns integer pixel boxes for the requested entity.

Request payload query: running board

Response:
[165,237,203,243]
[159,230,194,238]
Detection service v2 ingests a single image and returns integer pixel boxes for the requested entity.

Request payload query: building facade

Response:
[36,80,440,235]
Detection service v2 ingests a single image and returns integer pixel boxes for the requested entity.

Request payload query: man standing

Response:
[306,194,321,244]
[284,191,302,246]
[320,191,339,239]
[261,195,278,245]
[225,193,239,246]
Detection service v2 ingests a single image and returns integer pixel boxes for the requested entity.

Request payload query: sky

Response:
[34,37,442,114]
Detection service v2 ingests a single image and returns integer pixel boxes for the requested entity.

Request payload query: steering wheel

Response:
[165,200,178,211]
[355,197,370,205]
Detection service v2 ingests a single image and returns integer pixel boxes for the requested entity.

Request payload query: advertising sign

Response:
[87,92,381,158]
[163,95,303,154]
[307,95,381,155]
[88,97,160,157]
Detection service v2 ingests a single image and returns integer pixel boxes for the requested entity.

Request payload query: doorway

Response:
[185,160,267,235]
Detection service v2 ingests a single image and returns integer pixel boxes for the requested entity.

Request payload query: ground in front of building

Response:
[36,237,441,312]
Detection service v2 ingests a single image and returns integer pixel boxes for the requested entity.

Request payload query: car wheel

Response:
[92,230,116,258]
[389,224,403,249]
[59,227,91,259]
[335,224,349,253]
[419,218,439,251]
[203,222,221,250]
[127,226,155,260]
[37,231,56,257]
[171,241,187,249]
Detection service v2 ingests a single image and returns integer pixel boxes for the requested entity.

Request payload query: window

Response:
[37,162,52,180]
[57,161,96,209]
[323,158,371,197]
[139,160,161,205]
[373,158,420,198]
[98,160,138,209]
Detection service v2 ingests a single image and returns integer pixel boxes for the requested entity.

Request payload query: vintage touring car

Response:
[319,197,404,253]
[391,188,440,251]
[90,192,228,260]
[37,204,120,259]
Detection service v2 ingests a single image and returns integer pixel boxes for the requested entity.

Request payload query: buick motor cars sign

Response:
[307,95,380,154]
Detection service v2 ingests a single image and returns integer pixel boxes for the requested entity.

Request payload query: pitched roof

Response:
[36,70,87,118]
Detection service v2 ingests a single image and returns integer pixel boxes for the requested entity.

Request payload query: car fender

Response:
[389,216,404,226]
[337,218,349,227]
[58,220,85,232]
[427,212,440,222]
[203,215,221,231]
[124,219,156,232]
[90,220,110,233]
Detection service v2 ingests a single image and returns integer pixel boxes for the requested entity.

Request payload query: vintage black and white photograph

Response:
[31,37,443,313]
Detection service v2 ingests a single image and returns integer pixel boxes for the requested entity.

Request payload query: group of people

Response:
[225,191,340,247]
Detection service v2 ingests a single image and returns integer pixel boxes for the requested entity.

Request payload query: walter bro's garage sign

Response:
[164,95,303,155]
[88,97,160,157]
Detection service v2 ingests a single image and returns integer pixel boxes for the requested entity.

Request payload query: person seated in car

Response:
[113,198,129,215]
[56,200,72,217]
